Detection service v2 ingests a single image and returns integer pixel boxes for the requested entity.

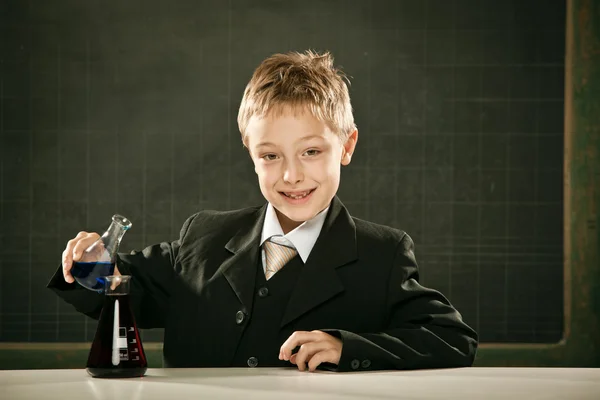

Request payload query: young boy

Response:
[48,50,478,372]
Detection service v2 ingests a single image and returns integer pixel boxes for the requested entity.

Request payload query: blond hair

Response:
[237,50,356,145]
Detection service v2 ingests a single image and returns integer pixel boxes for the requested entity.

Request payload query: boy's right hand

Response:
[61,231,100,283]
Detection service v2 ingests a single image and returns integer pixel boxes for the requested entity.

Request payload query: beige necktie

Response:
[263,240,298,280]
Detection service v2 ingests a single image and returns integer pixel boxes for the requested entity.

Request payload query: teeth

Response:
[285,190,311,199]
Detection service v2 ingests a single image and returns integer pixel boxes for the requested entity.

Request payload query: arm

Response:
[47,213,198,329]
[324,233,478,371]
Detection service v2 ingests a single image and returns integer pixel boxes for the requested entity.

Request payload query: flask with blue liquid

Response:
[71,215,132,292]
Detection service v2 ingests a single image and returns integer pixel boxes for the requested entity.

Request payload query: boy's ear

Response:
[341,129,358,166]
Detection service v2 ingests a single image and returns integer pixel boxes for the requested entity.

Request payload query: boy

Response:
[48,50,478,372]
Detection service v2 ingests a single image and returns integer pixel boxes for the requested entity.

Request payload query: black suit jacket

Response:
[48,196,478,371]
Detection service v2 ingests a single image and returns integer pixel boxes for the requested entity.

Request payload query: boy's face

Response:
[246,107,357,233]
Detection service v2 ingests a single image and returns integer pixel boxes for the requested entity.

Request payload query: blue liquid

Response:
[72,261,115,292]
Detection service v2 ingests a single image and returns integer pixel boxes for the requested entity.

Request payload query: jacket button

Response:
[361,359,371,369]
[350,359,360,370]
[247,357,258,368]
[258,287,269,297]
[235,310,246,325]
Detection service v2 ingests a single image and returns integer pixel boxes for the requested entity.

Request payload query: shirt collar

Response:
[260,203,329,263]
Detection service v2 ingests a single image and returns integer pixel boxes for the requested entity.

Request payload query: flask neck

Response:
[102,220,129,254]
[104,275,131,295]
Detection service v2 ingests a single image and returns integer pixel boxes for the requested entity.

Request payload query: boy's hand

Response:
[61,231,101,283]
[279,331,342,372]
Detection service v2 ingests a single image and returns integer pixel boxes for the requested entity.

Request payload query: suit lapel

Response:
[281,196,358,327]
[220,205,267,312]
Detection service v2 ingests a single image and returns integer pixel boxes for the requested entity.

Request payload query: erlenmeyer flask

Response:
[71,214,132,292]
[86,275,147,378]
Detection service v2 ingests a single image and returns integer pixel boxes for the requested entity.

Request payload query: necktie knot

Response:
[263,239,298,280]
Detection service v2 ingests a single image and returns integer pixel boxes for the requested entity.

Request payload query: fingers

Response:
[61,231,99,284]
[280,330,343,373]
[62,232,86,283]
[307,349,338,372]
[290,347,338,372]
[63,232,85,265]
[279,331,322,361]
[292,341,331,371]
[72,234,99,261]
[61,249,74,283]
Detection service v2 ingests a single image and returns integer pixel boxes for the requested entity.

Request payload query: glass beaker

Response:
[71,214,132,292]
[86,275,147,378]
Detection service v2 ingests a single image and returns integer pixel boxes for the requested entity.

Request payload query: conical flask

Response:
[71,214,132,292]
[87,275,147,378]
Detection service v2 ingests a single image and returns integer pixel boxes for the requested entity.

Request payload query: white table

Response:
[1,367,599,400]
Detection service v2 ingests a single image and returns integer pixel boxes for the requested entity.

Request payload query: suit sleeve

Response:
[323,233,478,372]
[46,213,199,329]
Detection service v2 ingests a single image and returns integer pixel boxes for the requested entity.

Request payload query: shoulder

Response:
[352,217,414,256]
[352,217,407,244]
[178,205,263,239]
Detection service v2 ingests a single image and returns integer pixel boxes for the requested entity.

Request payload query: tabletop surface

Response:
[1,367,599,400]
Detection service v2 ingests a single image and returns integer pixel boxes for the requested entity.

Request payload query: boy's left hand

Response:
[279,330,342,372]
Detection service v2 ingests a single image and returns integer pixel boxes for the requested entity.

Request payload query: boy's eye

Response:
[304,149,321,156]
[262,154,278,161]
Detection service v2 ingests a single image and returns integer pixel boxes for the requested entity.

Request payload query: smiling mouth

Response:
[280,189,315,199]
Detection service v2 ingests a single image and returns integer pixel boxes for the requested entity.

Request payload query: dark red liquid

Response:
[86,294,147,378]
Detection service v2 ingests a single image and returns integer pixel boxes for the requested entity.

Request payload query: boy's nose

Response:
[283,161,304,184]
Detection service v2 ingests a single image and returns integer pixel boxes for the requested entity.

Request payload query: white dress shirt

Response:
[259,203,329,272]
